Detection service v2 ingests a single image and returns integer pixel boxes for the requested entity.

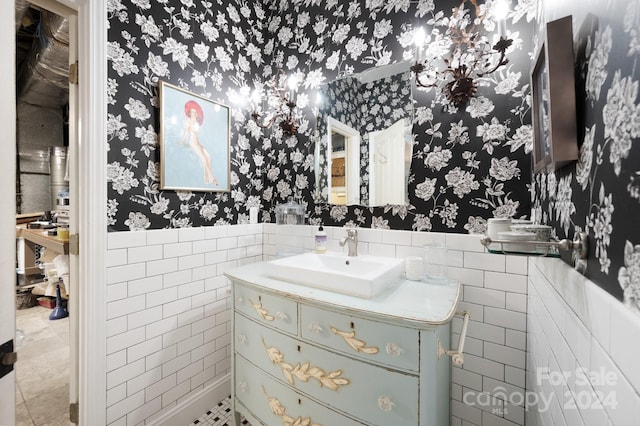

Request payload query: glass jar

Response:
[275,198,305,258]
[423,242,448,284]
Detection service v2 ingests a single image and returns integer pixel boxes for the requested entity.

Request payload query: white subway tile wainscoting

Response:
[106,224,262,425]
[105,224,637,426]
[527,257,640,426]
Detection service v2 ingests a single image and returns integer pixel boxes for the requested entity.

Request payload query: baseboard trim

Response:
[149,374,231,426]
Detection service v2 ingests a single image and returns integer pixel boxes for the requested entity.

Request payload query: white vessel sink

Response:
[267,252,404,298]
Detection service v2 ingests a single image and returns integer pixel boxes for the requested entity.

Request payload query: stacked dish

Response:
[509,224,552,241]
[486,218,512,251]
[510,224,552,253]
[497,230,537,253]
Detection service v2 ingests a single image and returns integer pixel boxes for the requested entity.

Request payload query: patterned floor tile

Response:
[188,396,250,426]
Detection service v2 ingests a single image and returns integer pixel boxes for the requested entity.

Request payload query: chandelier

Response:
[251,70,301,137]
[410,0,513,107]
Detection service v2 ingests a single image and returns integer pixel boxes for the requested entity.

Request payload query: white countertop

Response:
[225,260,461,327]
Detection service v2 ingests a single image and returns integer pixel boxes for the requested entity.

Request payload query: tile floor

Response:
[15,305,70,426]
[189,397,250,426]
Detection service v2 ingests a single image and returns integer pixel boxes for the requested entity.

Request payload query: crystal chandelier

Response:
[251,70,301,137]
[410,0,513,107]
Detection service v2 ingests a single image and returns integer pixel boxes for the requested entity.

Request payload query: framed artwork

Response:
[530,15,578,173]
[531,44,551,172]
[159,81,230,192]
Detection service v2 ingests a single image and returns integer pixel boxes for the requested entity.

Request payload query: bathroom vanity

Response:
[225,260,460,426]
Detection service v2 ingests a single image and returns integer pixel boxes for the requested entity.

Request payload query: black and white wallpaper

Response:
[532,0,640,313]
[106,0,640,313]
[106,0,536,232]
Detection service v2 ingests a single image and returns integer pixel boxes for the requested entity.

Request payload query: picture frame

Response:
[530,15,579,173]
[159,81,230,192]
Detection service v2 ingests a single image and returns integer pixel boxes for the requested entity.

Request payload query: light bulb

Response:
[414,27,426,46]
[492,0,509,21]
[287,75,299,91]
[414,27,426,62]
[250,89,261,104]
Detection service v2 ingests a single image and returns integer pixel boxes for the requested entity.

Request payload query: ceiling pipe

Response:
[16,7,69,108]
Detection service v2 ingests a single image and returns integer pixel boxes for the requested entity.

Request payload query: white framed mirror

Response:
[314,61,414,207]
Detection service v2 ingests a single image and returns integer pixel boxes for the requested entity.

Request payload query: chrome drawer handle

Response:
[330,326,379,354]
[378,395,395,412]
[386,342,404,357]
[308,322,322,334]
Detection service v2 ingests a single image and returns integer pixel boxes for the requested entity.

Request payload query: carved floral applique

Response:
[264,387,322,426]
[262,338,350,390]
[250,299,275,321]
[330,326,379,354]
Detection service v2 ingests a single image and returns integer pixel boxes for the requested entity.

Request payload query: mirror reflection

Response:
[328,117,360,205]
[315,62,414,207]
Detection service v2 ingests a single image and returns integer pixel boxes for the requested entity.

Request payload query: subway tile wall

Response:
[105,224,528,425]
[527,257,640,426]
[105,224,263,425]
[105,224,640,425]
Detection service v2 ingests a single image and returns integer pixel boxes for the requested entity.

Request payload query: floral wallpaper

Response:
[106,0,536,233]
[532,0,640,312]
[107,0,269,229]
[267,0,535,231]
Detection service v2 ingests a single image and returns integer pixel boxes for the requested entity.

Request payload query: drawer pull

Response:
[308,322,323,334]
[249,299,274,321]
[386,343,404,357]
[264,387,322,426]
[330,326,379,354]
[238,334,247,344]
[276,311,288,321]
[238,381,248,393]
[377,395,395,412]
[262,338,350,390]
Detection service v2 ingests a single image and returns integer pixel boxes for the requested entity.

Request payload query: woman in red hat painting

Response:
[179,99,217,185]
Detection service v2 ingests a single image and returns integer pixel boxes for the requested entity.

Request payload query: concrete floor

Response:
[15,305,70,426]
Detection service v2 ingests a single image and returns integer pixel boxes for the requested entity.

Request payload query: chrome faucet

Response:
[339,228,358,257]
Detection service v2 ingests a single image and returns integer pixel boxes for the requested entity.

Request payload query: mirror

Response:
[314,62,414,207]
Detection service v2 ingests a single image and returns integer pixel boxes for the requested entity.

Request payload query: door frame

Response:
[74,0,108,423]
[327,117,361,206]
[0,3,17,423]
[20,0,108,424]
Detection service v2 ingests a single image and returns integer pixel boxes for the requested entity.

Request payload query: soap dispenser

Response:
[314,224,327,254]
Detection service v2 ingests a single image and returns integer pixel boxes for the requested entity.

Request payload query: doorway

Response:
[327,117,361,206]
[14,1,78,424]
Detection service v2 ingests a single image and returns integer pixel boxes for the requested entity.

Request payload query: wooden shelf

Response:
[17,225,69,275]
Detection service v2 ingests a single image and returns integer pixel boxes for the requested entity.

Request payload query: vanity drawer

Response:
[300,304,420,372]
[235,355,365,426]
[235,313,419,426]
[234,283,297,335]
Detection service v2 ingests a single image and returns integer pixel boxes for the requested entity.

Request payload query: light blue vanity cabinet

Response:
[226,262,460,426]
